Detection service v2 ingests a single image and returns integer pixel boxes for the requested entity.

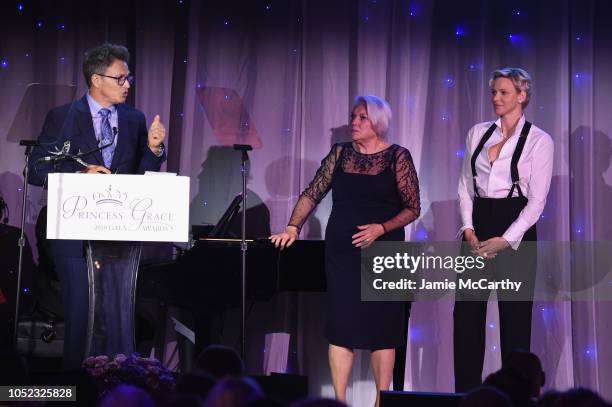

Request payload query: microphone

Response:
[233,144,252,162]
[36,128,119,168]
[36,141,72,163]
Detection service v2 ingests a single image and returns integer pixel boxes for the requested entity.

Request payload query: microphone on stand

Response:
[36,141,73,164]
[37,127,119,168]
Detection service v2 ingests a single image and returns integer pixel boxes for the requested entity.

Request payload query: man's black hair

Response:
[82,43,130,88]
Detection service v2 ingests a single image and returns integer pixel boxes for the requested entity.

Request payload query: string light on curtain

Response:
[0,60,8,69]
[17,3,24,11]
[455,26,465,38]
[456,149,465,158]
[409,326,422,341]
[444,77,454,87]
[414,229,428,241]
[36,21,43,28]
[409,2,419,17]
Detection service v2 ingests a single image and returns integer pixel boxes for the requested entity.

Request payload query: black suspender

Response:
[470,121,532,199]
[508,121,531,198]
[471,123,497,198]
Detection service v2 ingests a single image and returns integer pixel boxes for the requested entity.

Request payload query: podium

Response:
[46,173,189,358]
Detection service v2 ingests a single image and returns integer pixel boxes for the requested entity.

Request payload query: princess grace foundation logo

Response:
[61,185,175,232]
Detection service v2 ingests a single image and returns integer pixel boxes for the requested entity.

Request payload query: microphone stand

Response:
[233,144,252,361]
[16,134,117,348]
[13,140,39,349]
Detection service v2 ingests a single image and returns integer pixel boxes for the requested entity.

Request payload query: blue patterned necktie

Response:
[99,108,115,168]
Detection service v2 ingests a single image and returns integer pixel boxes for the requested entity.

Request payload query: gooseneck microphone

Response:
[36,127,118,167]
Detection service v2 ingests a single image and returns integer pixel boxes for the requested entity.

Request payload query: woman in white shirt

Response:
[454,67,554,392]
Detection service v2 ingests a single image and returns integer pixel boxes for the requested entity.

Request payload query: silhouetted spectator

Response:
[554,388,608,407]
[290,397,348,407]
[503,350,546,398]
[100,384,156,407]
[535,390,561,407]
[0,350,29,385]
[163,393,206,407]
[45,369,97,407]
[484,367,532,406]
[196,345,245,379]
[460,386,512,407]
[248,397,286,407]
[176,369,216,400]
[204,376,263,407]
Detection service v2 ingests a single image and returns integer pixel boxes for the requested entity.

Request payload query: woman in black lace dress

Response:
[270,95,420,405]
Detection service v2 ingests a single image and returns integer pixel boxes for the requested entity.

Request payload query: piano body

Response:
[137,195,408,389]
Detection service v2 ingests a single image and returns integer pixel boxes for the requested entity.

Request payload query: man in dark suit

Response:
[29,43,166,368]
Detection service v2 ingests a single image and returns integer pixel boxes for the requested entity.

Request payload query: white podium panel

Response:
[46,173,189,242]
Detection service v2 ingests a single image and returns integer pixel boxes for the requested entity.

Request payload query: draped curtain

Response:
[1,0,611,404]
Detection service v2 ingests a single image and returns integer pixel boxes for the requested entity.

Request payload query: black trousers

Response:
[53,255,89,369]
[453,197,537,393]
[453,299,533,392]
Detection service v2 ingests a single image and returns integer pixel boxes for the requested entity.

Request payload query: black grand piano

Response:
[137,195,408,389]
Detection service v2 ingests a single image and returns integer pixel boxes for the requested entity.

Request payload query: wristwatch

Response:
[152,143,165,157]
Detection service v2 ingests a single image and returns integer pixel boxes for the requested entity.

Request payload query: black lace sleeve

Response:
[381,147,421,233]
[287,144,342,230]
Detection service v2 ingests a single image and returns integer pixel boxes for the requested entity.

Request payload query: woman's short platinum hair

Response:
[489,67,533,108]
[352,95,393,137]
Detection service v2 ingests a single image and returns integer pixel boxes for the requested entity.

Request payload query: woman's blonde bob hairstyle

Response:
[489,67,533,108]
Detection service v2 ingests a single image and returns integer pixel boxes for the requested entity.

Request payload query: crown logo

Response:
[93,185,128,206]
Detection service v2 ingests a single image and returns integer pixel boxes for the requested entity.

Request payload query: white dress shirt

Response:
[458,115,554,249]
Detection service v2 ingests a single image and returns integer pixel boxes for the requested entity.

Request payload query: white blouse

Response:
[458,115,554,249]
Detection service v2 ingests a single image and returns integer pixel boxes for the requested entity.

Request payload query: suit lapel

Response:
[75,96,104,165]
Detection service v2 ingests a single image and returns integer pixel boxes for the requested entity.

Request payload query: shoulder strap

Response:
[507,121,532,198]
[471,123,497,198]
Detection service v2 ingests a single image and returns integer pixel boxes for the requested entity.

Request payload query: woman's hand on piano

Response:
[270,225,299,250]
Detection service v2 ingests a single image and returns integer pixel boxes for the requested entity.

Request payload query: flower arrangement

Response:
[83,353,176,403]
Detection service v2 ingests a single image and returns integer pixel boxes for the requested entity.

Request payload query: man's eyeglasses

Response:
[97,73,135,86]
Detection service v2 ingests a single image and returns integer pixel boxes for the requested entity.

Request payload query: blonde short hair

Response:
[489,67,533,108]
